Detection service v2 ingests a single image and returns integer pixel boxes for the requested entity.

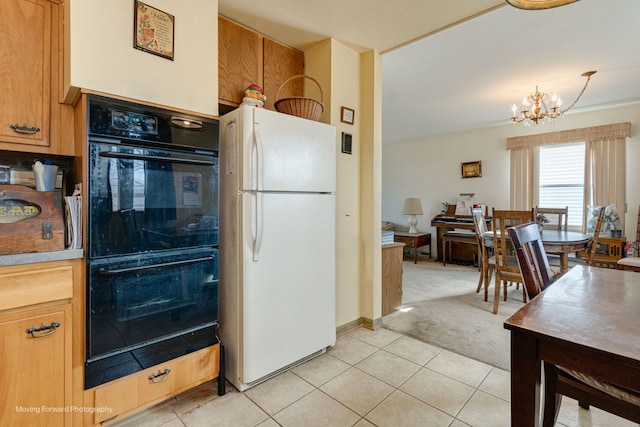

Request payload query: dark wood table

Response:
[394,231,431,264]
[482,230,590,272]
[504,265,640,426]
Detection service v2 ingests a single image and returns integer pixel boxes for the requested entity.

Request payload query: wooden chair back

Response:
[472,207,495,299]
[507,222,555,300]
[587,207,606,265]
[472,207,488,244]
[491,209,535,275]
[534,206,568,231]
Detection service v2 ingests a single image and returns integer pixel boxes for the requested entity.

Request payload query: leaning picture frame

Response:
[134,1,175,61]
[461,161,482,178]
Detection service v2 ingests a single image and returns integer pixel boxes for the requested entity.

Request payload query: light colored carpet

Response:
[382,258,527,371]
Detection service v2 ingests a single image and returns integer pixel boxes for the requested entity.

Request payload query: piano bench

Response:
[442,230,477,266]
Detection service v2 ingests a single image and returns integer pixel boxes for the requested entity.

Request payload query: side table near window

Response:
[394,232,431,264]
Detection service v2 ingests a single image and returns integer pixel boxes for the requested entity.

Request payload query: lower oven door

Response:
[85,247,218,389]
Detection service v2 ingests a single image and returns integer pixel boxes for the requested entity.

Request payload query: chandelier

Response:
[510,71,596,126]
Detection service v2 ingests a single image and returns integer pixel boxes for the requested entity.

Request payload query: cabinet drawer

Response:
[0,263,73,311]
[93,344,219,424]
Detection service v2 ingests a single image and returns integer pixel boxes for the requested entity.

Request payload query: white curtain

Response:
[585,136,626,230]
[508,122,630,231]
[509,146,538,210]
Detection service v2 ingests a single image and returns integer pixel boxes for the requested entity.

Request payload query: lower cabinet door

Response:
[0,304,72,427]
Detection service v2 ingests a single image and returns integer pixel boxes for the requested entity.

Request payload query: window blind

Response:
[539,142,585,228]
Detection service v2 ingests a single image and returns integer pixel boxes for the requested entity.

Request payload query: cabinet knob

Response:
[10,123,41,134]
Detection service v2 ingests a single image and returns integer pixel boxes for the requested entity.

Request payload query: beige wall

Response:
[382,103,640,254]
[306,40,369,329]
[64,0,218,116]
[306,40,383,329]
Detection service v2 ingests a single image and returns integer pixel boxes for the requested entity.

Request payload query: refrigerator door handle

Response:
[253,122,263,191]
[252,192,263,262]
[224,119,237,176]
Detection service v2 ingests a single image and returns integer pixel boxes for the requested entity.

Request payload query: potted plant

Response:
[536,213,549,232]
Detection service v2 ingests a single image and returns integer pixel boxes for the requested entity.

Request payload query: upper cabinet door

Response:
[263,38,304,111]
[0,0,52,148]
[218,16,261,107]
[217,16,304,112]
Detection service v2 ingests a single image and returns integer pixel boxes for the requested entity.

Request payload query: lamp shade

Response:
[505,0,579,10]
[402,198,423,215]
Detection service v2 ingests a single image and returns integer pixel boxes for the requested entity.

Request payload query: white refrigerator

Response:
[219,105,336,391]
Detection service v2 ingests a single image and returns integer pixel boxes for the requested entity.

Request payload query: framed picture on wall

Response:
[461,161,482,178]
[341,107,355,125]
[134,0,175,61]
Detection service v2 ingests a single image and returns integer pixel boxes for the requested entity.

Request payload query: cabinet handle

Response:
[148,368,171,383]
[25,321,60,338]
[9,123,40,135]
[10,123,41,134]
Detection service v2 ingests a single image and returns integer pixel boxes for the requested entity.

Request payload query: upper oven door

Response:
[88,141,219,259]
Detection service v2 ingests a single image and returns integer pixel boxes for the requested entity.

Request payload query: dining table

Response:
[482,229,591,273]
[504,265,640,426]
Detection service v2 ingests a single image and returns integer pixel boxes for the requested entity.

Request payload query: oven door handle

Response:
[98,151,215,166]
[98,256,215,275]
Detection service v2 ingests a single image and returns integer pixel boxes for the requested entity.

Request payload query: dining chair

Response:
[490,208,534,314]
[617,205,640,272]
[586,206,605,266]
[472,207,494,301]
[534,206,568,231]
[507,222,556,300]
[508,222,640,426]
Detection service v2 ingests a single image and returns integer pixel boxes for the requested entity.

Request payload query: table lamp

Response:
[402,197,423,233]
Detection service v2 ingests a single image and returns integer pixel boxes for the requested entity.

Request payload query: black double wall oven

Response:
[85,95,220,389]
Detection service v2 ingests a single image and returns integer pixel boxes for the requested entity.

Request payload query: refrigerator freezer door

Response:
[240,191,336,385]
[240,106,336,193]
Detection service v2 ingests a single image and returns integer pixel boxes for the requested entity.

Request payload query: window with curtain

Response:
[508,122,630,232]
[539,142,585,228]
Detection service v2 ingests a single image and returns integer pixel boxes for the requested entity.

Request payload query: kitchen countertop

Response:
[0,249,84,267]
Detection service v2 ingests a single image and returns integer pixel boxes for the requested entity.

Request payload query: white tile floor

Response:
[118,327,637,427]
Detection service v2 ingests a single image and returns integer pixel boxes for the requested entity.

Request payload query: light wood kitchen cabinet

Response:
[382,243,405,316]
[218,16,304,111]
[0,261,74,427]
[263,38,304,111]
[218,16,262,108]
[0,0,73,155]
